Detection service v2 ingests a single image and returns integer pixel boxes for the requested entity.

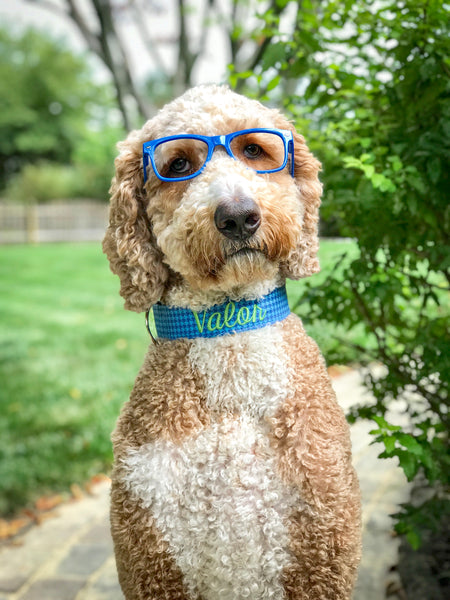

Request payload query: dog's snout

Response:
[214,196,261,241]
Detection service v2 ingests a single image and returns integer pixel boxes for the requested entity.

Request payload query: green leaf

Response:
[398,434,424,456]
[261,42,287,70]
[383,435,397,454]
[427,157,441,184]
[266,75,281,92]
[371,415,402,432]
[343,156,364,170]
[406,174,427,194]
[391,157,403,172]
[396,450,419,481]
[406,528,422,551]
[362,164,375,179]
[297,30,321,53]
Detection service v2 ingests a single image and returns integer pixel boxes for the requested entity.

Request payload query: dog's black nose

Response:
[214,197,261,241]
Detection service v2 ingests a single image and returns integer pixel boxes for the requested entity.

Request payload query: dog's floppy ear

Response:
[102,129,169,312]
[280,127,322,280]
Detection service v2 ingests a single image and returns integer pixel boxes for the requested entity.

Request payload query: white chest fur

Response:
[188,325,291,418]
[120,326,298,599]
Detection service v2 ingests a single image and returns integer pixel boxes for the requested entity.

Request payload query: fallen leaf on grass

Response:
[70,483,84,500]
[34,494,65,512]
[90,473,110,484]
[327,365,353,378]
[0,518,30,540]
[85,473,111,494]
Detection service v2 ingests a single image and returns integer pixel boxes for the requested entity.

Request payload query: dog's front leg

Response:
[110,478,194,600]
[109,340,210,600]
[270,317,362,599]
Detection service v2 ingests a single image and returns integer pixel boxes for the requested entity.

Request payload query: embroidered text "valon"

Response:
[193,300,267,334]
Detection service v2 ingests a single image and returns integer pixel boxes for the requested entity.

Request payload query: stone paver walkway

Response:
[0,371,410,600]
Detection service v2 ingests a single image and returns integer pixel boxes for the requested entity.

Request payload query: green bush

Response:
[231,0,449,548]
[71,126,122,200]
[5,124,121,203]
[5,162,80,203]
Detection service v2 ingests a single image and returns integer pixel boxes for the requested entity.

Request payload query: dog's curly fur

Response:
[103,85,361,600]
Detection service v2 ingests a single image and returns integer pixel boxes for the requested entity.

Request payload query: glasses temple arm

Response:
[143,149,149,184]
[288,139,295,178]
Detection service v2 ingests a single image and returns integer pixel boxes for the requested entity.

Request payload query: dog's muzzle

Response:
[214,196,261,241]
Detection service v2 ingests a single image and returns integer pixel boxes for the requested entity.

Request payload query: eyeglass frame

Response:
[142,128,295,183]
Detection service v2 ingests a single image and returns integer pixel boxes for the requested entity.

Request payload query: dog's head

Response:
[103,85,322,312]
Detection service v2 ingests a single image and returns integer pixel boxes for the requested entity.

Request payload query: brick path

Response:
[0,371,410,600]
[0,482,120,600]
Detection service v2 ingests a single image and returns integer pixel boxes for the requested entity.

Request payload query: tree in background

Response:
[25,0,293,128]
[26,0,149,130]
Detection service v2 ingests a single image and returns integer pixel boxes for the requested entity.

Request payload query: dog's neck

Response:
[161,275,285,312]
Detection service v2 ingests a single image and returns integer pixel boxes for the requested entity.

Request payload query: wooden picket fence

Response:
[0,201,109,244]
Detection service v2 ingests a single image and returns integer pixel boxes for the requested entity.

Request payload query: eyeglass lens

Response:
[152,132,286,180]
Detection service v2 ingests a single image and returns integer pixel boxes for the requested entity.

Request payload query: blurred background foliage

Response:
[0,26,122,199]
[0,0,448,559]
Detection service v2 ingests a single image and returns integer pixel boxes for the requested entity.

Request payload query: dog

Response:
[103,85,361,600]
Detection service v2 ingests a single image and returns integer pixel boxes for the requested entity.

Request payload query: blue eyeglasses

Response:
[142,128,295,183]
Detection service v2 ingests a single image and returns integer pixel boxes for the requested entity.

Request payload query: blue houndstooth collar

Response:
[149,286,290,341]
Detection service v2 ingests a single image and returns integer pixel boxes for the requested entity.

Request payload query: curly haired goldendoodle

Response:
[103,85,361,600]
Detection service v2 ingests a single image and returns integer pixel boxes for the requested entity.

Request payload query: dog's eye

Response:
[168,157,191,176]
[243,144,263,159]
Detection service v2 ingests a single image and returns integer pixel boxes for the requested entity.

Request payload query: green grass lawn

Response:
[0,240,357,515]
